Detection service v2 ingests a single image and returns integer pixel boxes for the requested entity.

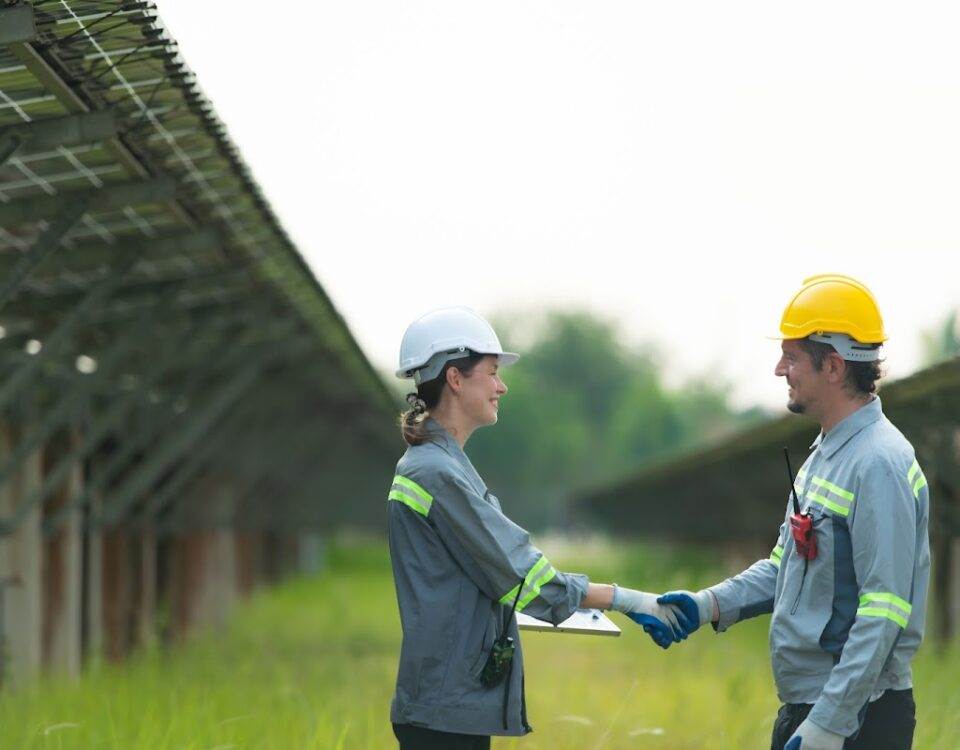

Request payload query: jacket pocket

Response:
[786,504,834,613]
[469,609,500,679]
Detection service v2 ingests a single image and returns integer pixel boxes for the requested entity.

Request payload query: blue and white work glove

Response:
[784,718,845,750]
[657,589,716,636]
[611,586,684,649]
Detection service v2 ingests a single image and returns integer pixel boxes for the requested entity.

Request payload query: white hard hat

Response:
[396,306,520,384]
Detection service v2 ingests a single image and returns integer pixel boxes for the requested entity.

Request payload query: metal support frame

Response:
[201,399,319,484]
[143,387,320,533]
[0,5,36,45]
[91,330,310,529]
[0,111,117,167]
[235,453,337,535]
[38,313,298,535]
[2,265,254,323]
[0,131,22,167]
[194,416,326,536]
[158,388,352,536]
[0,253,139,417]
[0,575,23,689]
[134,393,280,531]
[0,178,175,226]
[18,260,253,309]
[0,285,188,491]
[90,316,297,476]
[0,228,221,280]
[94,361,269,528]
[35,309,277,537]
[0,198,90,308]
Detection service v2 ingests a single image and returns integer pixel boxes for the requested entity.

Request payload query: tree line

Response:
[466,311,764,529]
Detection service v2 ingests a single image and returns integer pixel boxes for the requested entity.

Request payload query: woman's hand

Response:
[610,586,686,648]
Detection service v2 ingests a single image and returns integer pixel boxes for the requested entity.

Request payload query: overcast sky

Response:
[156,1,960,409]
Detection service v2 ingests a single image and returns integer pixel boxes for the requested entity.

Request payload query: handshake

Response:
[609,586,717,649]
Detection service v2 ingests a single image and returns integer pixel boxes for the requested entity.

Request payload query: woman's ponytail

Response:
[400,392,432,446]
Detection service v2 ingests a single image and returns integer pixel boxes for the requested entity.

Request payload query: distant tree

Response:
[465,310,760,529]
[920,311,960,366]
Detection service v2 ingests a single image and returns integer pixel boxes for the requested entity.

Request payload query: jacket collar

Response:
[425,417,470,462]
[425,417,489,490]
[810,396,883,459]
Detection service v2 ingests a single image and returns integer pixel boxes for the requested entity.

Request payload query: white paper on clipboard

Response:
[516,608,621,637]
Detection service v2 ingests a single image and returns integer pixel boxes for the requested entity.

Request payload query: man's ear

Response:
[825,352,847,384]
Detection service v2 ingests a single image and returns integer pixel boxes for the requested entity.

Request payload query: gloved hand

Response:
[611,586,684,649]
[657,589,715,636]
[784,718,845,750]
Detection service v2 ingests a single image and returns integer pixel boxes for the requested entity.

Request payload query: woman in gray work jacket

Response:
[387,307,684,750]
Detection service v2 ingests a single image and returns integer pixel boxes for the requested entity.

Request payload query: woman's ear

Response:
[445,365,462,394]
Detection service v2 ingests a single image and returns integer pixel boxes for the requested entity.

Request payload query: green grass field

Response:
[1,538,958,748]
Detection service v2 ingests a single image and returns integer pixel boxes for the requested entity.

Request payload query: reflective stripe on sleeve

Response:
[770,545,784,567]
[499,555,558,611]
[908,460,927,499]
[857,592,912,628]
[388,475,433,516]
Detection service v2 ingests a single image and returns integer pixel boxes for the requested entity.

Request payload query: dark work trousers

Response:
[393,723,491,750]
[770,688,916,750]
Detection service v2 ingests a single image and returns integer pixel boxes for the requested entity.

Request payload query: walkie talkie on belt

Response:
[480,577,525,729]
[480,580,522,689]
[784,447,817,561]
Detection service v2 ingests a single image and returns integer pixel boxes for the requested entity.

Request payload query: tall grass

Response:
[1,537,956,748]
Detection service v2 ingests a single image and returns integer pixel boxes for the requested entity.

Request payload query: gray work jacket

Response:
[387,420,589,736]
[709,397,930,737]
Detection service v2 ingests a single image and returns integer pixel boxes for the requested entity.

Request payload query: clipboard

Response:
[516,608,621,637]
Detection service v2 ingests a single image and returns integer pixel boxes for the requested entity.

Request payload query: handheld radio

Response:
[784,448,817,561]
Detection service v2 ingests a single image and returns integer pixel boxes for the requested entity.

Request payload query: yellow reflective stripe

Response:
[794,469,807,490]
[500,584,521,604]
[857,592,912,628]
[857,606,909,629]
[517,565,558,611]
[388,489,429,516]
[806,491,850,517]
[770,545,784,566]
[810,475,855,502]
[859,592,912,615]
[907,460,926,499]
[389,475,433,516]
[913,474,927,498]
[393,475,432,505]
[499,555,552,606]
[524,555,550,585]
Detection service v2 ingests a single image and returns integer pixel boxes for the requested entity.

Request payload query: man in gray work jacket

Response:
[661,275,930,750]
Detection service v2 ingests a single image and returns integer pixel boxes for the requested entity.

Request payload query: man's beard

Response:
[787,400,805,414]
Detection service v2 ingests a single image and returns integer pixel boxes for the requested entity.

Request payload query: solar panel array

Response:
[0,1,399,536]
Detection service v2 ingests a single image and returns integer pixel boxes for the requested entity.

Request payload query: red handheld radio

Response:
[783,448,817,561]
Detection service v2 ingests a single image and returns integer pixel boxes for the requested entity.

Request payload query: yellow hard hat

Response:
[778,274,886,343]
